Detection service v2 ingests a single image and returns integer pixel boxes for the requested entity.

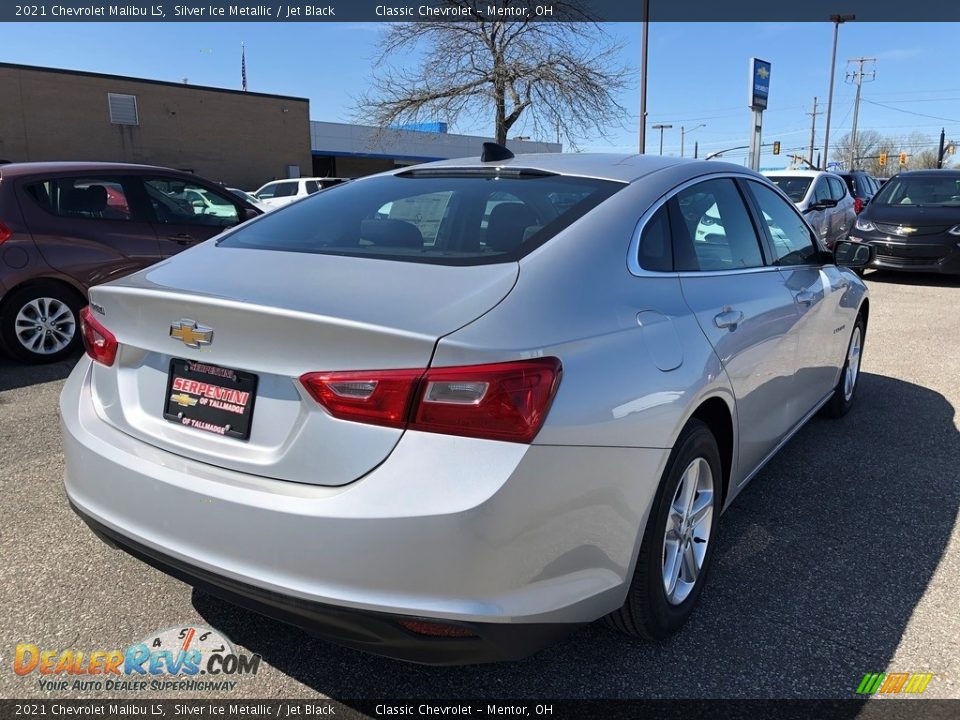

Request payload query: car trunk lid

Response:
[87,243,518,486]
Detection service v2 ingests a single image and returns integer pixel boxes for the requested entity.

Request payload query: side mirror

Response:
[242,207,260,221]
[833,240,874,268]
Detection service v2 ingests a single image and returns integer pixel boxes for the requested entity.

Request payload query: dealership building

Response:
[0,63,561,190]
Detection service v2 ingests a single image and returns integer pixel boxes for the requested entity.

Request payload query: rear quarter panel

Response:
[433,169,736,454]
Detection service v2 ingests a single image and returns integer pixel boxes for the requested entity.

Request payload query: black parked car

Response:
[848,170,960,275]
[837,170,880,214]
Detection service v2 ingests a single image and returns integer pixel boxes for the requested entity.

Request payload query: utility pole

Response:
[937,127,946,169]
[846,56,876,171]
[823,14,855,170]
[680,123,706,158]
[652,124,673,155]
[639,0,650,153]
[694,140,699,159]
[806,97,822,166]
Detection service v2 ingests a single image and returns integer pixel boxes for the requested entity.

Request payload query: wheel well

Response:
[0,277,86,313]
[690,398,734,507]
[859,297,869,330]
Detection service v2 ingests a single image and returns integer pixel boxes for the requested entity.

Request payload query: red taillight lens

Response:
[854,197,864,214]
[79,306,118,366]
[299,369,422,429]
[300,357,562,443]
[413,358,562,443]
[0,222,12,244]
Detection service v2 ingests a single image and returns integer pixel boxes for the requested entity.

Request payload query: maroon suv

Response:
[0,162,260,363]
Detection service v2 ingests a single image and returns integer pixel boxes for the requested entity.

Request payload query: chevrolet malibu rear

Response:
[62,153,870,664]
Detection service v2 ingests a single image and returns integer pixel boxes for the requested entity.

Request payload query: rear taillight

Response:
[0,222,12,244]
[79,306,118,366]
[298,369,422,429]
[300,357,562,443]
[854,197,864,214]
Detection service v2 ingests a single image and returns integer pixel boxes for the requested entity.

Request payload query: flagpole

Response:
[241,42,247,92]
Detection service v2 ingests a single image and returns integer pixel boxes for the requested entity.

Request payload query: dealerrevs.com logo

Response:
[14,625,260,692]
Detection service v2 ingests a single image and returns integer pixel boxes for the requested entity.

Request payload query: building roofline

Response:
[0,62,309,103]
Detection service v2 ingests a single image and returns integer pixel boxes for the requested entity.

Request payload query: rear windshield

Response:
[765,176,812,203]
[872,175,960,208]
[218,172,623,265]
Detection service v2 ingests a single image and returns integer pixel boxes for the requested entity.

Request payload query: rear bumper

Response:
[61,357,668,663]
[71,501,576,665]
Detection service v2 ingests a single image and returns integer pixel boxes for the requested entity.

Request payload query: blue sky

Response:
[5,21,958,167]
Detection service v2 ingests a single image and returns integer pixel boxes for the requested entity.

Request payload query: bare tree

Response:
[355,1,630,147]
[830,130,883,172]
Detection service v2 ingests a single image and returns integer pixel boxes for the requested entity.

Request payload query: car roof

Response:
[762,169,823,178]
[392,153,751,184]
[0,160,182,178]
[895,169,960,178]
[762,169,843,180]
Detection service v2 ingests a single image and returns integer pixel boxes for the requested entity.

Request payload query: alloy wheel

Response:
[843,326,862,402]
[14,297,77,355]
[662,457,714,606]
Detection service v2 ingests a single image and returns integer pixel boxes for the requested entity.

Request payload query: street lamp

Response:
[822,13,855,170]
[652,123,673,155]
[681,124,706,158]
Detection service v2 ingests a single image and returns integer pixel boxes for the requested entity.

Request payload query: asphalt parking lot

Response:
[1,270,958,702]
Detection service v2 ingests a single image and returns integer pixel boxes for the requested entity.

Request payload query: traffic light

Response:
[899,152,907,166]
[772,141,781,155]
[879,152,887,167]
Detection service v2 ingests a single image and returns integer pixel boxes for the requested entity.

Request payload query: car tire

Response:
[822,313,866,419]
[0,282,84,364]
[605,419,722,641]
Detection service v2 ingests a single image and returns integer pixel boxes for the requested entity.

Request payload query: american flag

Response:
[241,43,247,92]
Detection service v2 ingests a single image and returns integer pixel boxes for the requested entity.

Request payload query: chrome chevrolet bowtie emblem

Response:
[896,226,916,235]
[169,319,213,349]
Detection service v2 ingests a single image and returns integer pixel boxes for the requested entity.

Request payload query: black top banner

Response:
[5,0,960,23]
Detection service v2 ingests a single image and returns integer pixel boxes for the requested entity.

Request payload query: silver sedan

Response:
[61,150,873,664]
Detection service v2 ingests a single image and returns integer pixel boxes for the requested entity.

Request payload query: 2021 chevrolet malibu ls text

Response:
[61,149,873,664]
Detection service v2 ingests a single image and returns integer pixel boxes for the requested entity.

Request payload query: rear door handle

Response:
[795,290,815,306]
[714,309,743,329]
[167,233,194,245]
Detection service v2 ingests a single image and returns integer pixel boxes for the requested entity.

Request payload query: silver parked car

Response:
[61,149,873,664]
[763,170,857,249]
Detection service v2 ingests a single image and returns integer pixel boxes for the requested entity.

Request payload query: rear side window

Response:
[638,205,673,272]
[26,176,135,221]
[305,181,320,194]
[671,178,765,271]
[219,172,623,265]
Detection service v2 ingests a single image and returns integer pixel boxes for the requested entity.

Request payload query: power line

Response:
[861,98,960,123]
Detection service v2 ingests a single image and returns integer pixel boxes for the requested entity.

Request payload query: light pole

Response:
[652,124,673,155]
[823,13,855,170]
[639,0,650,153]
[681,124,706,158]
